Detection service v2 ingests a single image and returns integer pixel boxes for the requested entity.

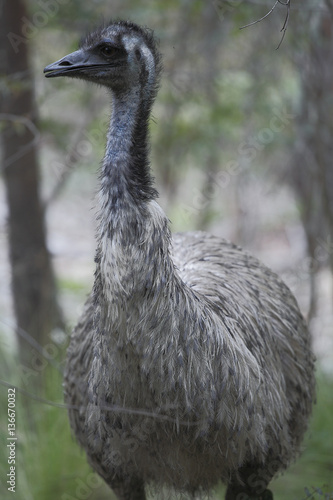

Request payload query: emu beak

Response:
[44,49,108,78]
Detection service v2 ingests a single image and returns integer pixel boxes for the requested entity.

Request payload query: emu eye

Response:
[99,45,117,57]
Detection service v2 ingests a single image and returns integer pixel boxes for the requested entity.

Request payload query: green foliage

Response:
[268,372,333,500]
[0,343,112,500]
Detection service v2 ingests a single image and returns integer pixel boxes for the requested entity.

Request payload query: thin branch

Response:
[240,0,279,29]
[44,100,100,208]
[239,0,291,49]
[0,378,207,426]
[240,0,325,13]
[0,113,40,170]
[44,129,85,208]
[0,379,69,409]
[276,0,291,49]
[0,317,64,373]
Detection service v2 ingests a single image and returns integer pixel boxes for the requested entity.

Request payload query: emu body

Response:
[44,21,315,500]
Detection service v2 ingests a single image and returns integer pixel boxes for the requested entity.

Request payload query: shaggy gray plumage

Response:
[44,20,316,500]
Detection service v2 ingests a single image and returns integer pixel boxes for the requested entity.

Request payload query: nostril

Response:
[59,60,72,66]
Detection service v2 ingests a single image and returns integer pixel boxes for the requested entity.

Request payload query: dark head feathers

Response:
[79,19,162,93]
[79,19,161,59]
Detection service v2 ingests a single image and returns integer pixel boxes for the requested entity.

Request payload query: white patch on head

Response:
[121,34,140,52]
[122,34,156,93]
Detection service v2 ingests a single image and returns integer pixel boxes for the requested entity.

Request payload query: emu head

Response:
[44,20,161,96]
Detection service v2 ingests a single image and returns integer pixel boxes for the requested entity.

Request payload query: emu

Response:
[44,20,315,500]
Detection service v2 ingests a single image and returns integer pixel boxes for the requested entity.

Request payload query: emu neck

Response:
[95,87,171,310]
[100,88,156,214]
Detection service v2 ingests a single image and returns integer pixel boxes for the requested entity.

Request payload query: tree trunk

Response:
[290,1,333,318]
[0,0,63,373]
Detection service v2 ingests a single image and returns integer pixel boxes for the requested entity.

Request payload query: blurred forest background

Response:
[0,0,333,499]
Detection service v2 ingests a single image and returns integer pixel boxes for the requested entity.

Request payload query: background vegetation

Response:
[0,0,332,499]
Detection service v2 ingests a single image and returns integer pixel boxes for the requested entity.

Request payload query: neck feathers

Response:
[95,47,170,306]
[94,199,172,324]
[100,90,157,212]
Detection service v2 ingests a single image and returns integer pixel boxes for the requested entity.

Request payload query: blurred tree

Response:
[0,0,63,376]
[290,0,333,318]
[152,0,234,223]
